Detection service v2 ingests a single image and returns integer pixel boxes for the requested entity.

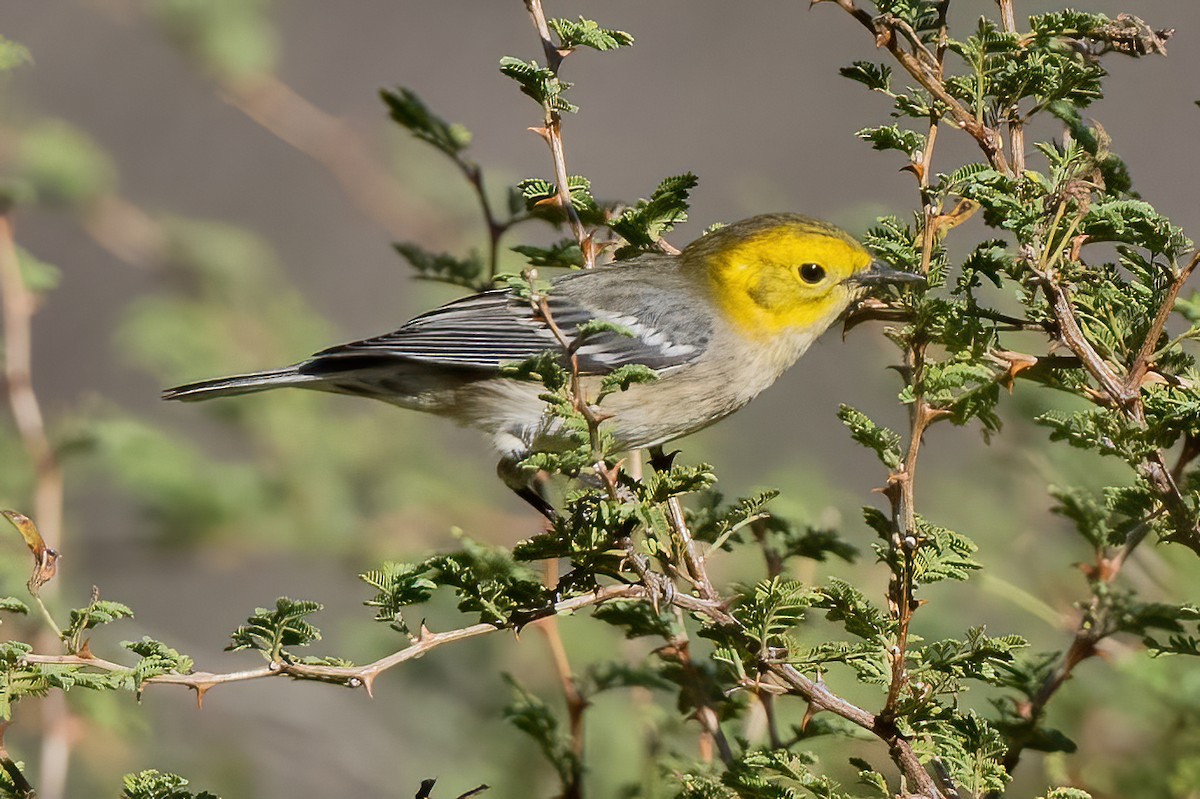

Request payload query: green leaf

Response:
[511,239,584,269]
[818,578,891,642]
[518,175,601,220]
[609,173,698,256]
[1041,789,1093,799]
[0,35,31,72]
[64,600,134,653]
[498,56,578,113]
[856,125,923,157]
[913,711,1010,796]
[583,661,673,695]
[503,674,579,786]
[499,350,568,392]
[0,597,29,618]
[838,405,902,469]
[425,536,553,626]
[226,598,323,662]
[360,561,438,634]
[598,364,658,401]
[734,577,820,657]
[911,517,981,584]
[393,242,486,290]
[591,600,675,639]
[839,61,891,92]
[15,246,61,294]
[16,120,117,206]
[121,769,221,799]
[380,87,472,156]
[549,17,634,51]
[124,637,195,690]
[150,0,277,78]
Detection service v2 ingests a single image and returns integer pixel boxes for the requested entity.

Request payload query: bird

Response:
[163,213,921,517]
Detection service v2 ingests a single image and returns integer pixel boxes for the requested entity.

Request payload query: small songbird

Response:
[163,214,920,516]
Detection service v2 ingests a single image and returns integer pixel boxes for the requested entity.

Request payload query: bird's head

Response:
[684,213,921,340]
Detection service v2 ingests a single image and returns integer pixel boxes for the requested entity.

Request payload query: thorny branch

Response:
[23,585,648,703]
[828,4,1200,791]
[820,0,1011,174]
[522,0,595,269]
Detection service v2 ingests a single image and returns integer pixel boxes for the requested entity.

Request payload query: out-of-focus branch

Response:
[218,74,442,241]
[90,1,445,245]
[0,722,36,799]
[0,212,74,799]
[536,559,586,799]
[0,216,62,547]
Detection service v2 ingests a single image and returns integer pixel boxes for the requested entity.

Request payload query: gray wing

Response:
[304,264,710,376]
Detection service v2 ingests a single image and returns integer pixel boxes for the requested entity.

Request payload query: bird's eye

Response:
[798,263,826,284]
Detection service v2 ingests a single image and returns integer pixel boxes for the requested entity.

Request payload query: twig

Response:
[822,0,1011,175]
[879,0,950,730]
[996,0,1026,175]
[769,664,944,799]
[521,0,594,268]
[24,585,645,701]
[0,722,36,799]
[1125,251,1200,393]
[658,609,736,769]
[535,559,586,799]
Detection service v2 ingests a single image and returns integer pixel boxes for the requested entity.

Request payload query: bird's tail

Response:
[162,367,320,402]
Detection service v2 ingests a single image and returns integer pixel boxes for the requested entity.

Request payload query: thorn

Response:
[194,683,212,709]
[527,126,552,144]
[800,701,816,731]
[361,672,377,698]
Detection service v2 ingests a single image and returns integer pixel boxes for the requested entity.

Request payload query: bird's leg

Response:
[512,482,558,522]
[498,455,558,521]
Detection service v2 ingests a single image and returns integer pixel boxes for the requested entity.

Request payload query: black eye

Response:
[798,263,826,284]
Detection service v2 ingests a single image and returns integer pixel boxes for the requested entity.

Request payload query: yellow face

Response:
[687,216,874,340]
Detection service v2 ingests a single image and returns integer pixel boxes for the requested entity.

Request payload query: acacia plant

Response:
[2,2,1200,798]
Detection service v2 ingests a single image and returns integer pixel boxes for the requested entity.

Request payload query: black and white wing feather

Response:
[162,263,711,402]
[306,266,710,375]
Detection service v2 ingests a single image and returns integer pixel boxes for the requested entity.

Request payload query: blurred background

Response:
[1,1,1199,797]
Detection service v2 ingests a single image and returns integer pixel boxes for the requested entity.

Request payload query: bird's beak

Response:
[848,260,925,287]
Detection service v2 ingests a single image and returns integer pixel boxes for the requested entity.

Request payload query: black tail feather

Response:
[162,367,316,402]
